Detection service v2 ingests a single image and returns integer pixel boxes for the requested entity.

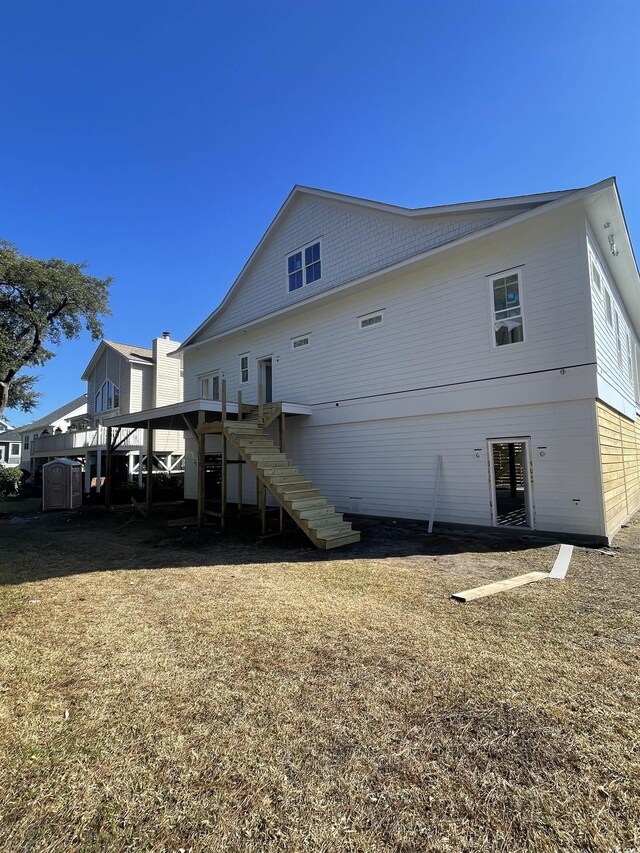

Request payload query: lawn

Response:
[0,509,638,851]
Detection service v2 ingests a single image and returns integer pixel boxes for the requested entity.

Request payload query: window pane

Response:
[506,282,520,306]
[306,261,321,283]
[493,283,507,312]
[288,252,302,273]
[212,376,219,400]
[289,270,303,291]
[305,242,319,265]
[201,378,209,398]
[495,317,523,347]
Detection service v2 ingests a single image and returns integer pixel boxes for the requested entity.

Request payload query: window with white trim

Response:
[200,372,220,400]
[589,255,602,294]
[287,240,321,292]
[604,289,613,326]
[291,335,310,350]
[491,271,524,346]
[95,379,120,412]
[614,313,623,367]
[239,355,249,384]
[23,435,29,450]
[359,311,384,330]
[10,443,19,457]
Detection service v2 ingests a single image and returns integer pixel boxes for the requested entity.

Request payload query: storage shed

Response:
[42,458,83,511]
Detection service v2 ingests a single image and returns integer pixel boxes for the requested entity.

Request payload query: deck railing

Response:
[31,426,146,455]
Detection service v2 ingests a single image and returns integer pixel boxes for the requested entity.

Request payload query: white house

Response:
[31,335,185,493]
[0,419,21,468]
[105,178,640,546]
[18,395,88,475]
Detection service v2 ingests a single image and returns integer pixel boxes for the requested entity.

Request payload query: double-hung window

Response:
[23,435,29,450]
[491,271,524,347]
[287,240,321,292]
[240,355,249,384]
[200,373,220,400]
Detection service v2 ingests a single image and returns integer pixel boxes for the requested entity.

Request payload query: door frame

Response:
[487,436,535,529]
[257,355,273,403]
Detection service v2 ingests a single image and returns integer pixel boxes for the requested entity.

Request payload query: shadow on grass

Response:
[0,501,585,587]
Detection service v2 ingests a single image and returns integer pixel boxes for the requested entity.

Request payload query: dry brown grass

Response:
[0,510,639,851]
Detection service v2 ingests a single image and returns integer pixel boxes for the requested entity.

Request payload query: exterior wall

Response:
[182,204,611,537]
[587,229,640,419]
[0,440,21,467]
[130,364,153,412]
[184,205,591,406]
[196,196,526,340]
[152,337,183,406]
[595,401,640,538]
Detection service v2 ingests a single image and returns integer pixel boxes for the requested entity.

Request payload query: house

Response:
[17,395,88,476]
[0,420,22,468]
[104,177,640,546]
[31,335,185,493]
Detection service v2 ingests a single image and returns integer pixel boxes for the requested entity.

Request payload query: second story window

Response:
[491,271,524,347]
[287,240,321,292]
[95,380,120,413]
[23,435,29,450]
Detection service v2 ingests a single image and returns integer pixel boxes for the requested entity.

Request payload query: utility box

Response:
[42,458,83,511]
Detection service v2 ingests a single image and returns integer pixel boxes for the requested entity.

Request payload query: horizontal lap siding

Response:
[597,401,640,536]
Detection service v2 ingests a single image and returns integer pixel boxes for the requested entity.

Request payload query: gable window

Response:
[200,372,220,400]
[95,380,120,413]
[359,311,384,330]
[491,271,524,347]
[291,335,310,350]
[240,355,249,384]
[287,240,321,292]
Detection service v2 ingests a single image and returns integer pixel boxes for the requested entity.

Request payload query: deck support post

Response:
[84,453,92,494]
[279,412,286,533]
[197,410,205,527]
[221,380,227,531]
[105,426,113,509]
[258,382,264,422]
[96,445,102,493]
[146,420,154,516]
[237,390,243,512]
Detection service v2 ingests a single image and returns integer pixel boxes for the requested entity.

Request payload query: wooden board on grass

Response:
[452,571,549,603]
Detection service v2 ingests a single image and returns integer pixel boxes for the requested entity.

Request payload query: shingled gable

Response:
[81,340,153,381]
[180,183,579,348]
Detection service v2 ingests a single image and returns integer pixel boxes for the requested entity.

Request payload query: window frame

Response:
[23,435,29,450]
[10,443,19,457]
[199,371,221,401]
[239,354,249,384]
[94,379,120,413]
[359,310,385,330]
[488,267,526,349]
[291,334,311,351]
[285,239,322,293]
[589,252,603,297]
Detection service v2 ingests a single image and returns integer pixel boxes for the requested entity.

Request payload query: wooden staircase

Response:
[223,413,360,550]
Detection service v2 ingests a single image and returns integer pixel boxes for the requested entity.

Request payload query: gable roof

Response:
[0,427,22,443]
[81,340,154,381]
[179,182,591,350]
[16,394,88,434]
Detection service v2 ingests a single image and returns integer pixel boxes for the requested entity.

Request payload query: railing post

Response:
[105,426,112,509]
[197,411,205,527]
[146,420,154,516]
[258,382,264,422]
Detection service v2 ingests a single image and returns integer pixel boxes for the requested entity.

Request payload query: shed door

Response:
[47,465,68,509]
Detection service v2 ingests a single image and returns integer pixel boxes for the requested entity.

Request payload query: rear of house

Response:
[170,180,640,543]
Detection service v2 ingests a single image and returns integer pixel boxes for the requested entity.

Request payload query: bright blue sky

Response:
[1,0,639,424]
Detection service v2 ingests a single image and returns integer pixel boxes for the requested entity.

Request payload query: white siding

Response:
[184,205,591,406]
[587,229,640,419]
[130,365,153,412]
[152,337,183,406]
[195,196,524,340]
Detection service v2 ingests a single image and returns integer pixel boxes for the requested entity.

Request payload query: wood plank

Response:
[549,544,573,579]
[451,571,549,603]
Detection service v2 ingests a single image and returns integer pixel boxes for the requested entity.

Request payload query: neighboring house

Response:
[0,427,22,468]
[17,395,88,475]
[105,178,640,546]
[32,335,185,492]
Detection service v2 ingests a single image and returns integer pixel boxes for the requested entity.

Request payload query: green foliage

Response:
[0,240,112,416]
[0,466,23,498]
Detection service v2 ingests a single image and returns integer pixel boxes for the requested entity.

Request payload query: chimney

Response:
[162,331,171,340]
